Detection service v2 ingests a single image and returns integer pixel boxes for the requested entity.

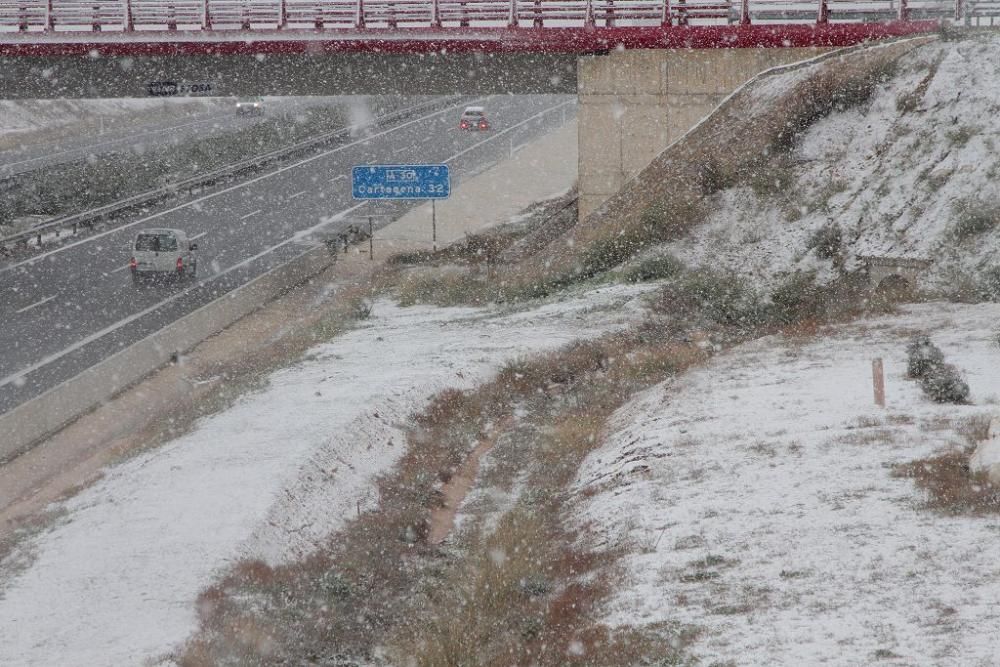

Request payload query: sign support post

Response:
[352,164,451,251]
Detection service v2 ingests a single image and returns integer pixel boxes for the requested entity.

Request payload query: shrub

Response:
[657,269,767,329]
[920,363,971,404]
[623,253,686,283]
[747,157,796,198]
[945,125,977,148]
[806,222,843,260]
[978,266,1000,301]
[906,336,970,404]
[950,196,1000,241]
[769,271,824,324]
[906,336,945,379]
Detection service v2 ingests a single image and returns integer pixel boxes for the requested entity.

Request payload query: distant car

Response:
[129,228,198,285]
[235,97,264,115]
[459,106,490,131]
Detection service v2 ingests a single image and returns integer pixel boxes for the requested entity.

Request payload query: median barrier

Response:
[0,243,333,463]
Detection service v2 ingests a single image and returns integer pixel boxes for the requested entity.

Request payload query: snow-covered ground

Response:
[666,36,1000,290]
[0,98,221,137]
[575,301,1000,665]
[0,285,651,667]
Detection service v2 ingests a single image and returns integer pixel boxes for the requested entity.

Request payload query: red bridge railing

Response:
[0,0,995,33]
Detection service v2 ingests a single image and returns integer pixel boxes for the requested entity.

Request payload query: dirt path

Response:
[428,418,512,544]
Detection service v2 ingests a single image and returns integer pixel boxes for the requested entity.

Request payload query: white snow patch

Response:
[573,301,1000,665]
[0,283,652,667]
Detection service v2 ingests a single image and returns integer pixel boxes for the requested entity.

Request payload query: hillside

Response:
[665,35,1000,294]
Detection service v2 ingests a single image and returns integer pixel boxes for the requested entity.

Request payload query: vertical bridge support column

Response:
[576,47,831,220]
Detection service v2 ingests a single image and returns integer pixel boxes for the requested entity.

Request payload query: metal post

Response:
[508,0,517,27]
[897,0,908,20]
[432,200,437,251]
[431,0,440,27]
[369,216,373,260]
[954,0,963,21]
[357,0,365,28]
[740,0,750,24]
[586,0,595,28]
[816,0,828,23]
[533,0,542,27]
[660,0,670,27]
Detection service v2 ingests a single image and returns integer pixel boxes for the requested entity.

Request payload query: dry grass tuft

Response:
[894,448,1000,516]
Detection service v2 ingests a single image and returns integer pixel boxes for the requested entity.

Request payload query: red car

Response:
[459,106,490,131]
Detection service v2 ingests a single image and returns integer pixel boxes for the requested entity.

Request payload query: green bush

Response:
[906,336,970,404]
[658,269,767,328]
[977,266,1000,301]
[623,253,686,283]
[920,363,971,404]
[950,196,1000,241]
[806,222,843,260]
[769,271,824,324]
[906,336,945,379]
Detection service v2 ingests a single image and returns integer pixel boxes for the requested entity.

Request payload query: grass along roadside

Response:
[177,249,894,665]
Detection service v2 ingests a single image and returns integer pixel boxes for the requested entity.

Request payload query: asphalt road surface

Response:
[0,94,575,415]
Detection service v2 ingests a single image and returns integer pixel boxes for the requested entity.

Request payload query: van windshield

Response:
[135,233,178,252]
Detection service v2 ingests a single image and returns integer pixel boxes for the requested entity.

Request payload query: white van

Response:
[129,228,198,285]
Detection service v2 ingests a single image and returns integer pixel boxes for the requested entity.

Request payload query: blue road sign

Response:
[352,164,450,200]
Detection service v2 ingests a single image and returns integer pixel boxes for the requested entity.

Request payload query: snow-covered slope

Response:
[666,36,1000,292]
[0,285,651,667]
[574,302,1000,665]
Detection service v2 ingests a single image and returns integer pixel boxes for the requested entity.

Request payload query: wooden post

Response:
[872,358,886,408]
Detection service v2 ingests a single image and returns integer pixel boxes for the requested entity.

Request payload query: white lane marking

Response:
[446,101,574,164]
[240,209,262,220]
[111,264,131,274]
[0,202,366,391]
[14,295,56,314]
[189,232,207,241]
[287,190,308,199]
[330,175,347,182]
[0,99,477,276]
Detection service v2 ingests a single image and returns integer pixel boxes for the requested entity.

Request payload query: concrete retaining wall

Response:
[0,243,333,462]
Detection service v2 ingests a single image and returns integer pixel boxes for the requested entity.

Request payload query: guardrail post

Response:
[586,0,595,27]
[897,0,908,20]
[675,0,686,25]
[739,0,750,23]
[460,0,468,26]
[431,0,440,27]
[279,0,286,28]
[357,0,365,28]
[533,0,542,26]
[816,0,828,23]
[604,0,614,26]
[659,0,670,27]
[203,0,210,29]
[508,0,517,27]
[954,0,963,20]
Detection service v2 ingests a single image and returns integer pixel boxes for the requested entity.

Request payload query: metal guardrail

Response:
[0,95,465,251]
[0,0,993,32]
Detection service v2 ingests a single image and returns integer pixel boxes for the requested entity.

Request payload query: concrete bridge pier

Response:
[576,47,832,220]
